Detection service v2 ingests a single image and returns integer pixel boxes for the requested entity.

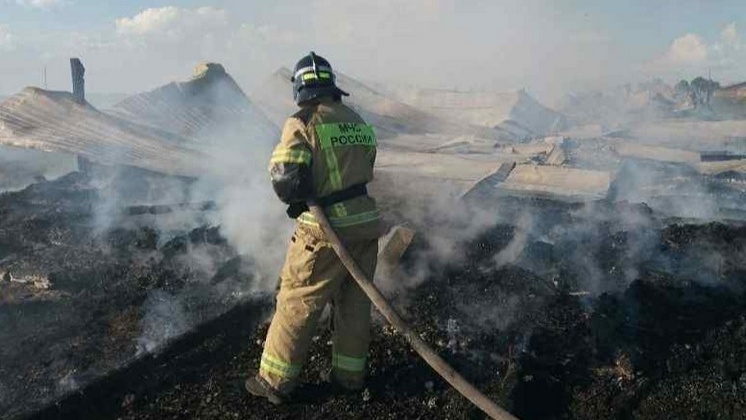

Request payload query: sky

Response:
[0,0,744,103]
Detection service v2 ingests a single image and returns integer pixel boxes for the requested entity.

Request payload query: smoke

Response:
[494,212,533,268]
[385,147,738,311]
[456,294,523,333]
[378,160,659,329]
[190,78,290,291]
[3,6,746,416]
[89,73,285,252]
[171,243,222,280]
[213,177,289,289]
[0,146,78,192]
[611,159,722,220]
[373,174,503,297]
[135,291,193,355]
[560,201,658,294]
[115,74,299,358]
[56,370,82,394]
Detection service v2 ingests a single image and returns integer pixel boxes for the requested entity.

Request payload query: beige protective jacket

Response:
[269,97,381,240]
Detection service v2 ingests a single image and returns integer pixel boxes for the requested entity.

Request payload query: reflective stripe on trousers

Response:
[258,228,378,392]
[332,352,366,372]
[260,353,301,378]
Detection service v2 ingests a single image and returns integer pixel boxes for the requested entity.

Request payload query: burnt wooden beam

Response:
[124,201,217,216]
[377,225,416,278]
[460,162,516,202]
[700,151,746,162]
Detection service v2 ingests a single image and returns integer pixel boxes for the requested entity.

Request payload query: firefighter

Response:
[245,52,381,404]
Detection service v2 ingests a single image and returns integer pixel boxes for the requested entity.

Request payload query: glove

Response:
[286,202,310,219]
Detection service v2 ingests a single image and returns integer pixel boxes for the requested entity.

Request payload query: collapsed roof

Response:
[250,67,502,140]
[0,63,278,178]
[399,88,567,139]
[107,63,277,144]
[0,88,205,176]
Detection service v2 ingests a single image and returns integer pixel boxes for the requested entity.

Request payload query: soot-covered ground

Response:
[0,169,256,420]
[22,188,746,419]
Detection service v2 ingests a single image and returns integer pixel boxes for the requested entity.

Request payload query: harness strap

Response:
[286,184,368,219]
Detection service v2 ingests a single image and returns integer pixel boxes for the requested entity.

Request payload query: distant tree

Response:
[691,77,706,108]
[675,80,690,96]
[690,77,720,109]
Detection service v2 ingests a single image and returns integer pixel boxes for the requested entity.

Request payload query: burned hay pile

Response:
[8,174,744,419]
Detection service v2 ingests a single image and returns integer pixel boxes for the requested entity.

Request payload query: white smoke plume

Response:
[136,291,193,355]
[494,212,533,268]
[0,146,77,192]
[113,71,300,359]
[56,370,81,394]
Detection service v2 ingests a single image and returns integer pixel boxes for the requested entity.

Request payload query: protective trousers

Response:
[259,225,378,393]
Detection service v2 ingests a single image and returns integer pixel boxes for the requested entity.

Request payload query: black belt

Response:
[286,184,368,219]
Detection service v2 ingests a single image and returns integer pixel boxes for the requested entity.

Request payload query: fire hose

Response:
[308,205,519,420]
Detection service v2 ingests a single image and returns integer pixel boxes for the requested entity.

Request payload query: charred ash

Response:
[0,167,264,420]
[0,165,743,420]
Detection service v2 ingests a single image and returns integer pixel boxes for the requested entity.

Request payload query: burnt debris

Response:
[2,170,744,420]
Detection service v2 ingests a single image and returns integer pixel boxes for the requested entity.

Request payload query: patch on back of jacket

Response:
[315,123,377,149]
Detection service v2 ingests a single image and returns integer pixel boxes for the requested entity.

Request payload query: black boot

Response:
[320,369,364,393]
[245,375,289,405]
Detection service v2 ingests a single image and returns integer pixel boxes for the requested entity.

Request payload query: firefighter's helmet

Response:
[291,52,349,105]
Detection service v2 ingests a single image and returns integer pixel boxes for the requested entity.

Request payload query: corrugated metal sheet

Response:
[0,63,278,177]
[107,63,277,143]
[0,87,206,176]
